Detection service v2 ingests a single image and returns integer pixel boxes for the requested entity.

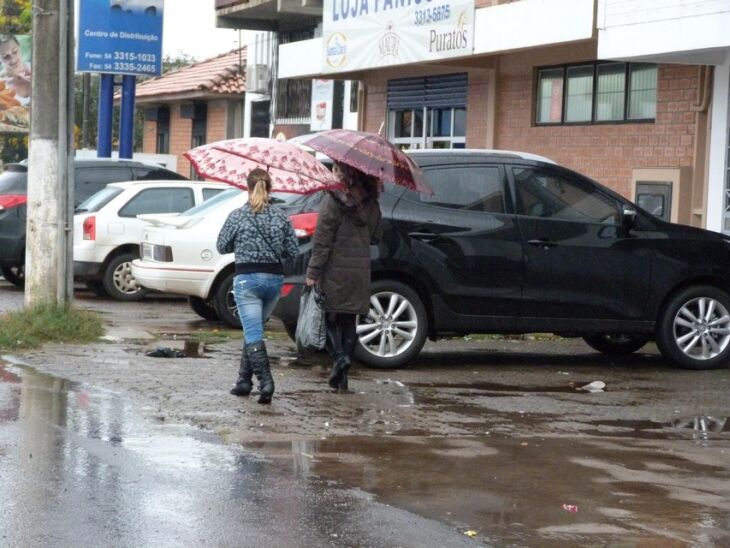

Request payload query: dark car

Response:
[0,158,186,287]
[274,149,730,371]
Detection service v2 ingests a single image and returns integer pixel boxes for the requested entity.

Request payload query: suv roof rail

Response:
[406,148,556,165]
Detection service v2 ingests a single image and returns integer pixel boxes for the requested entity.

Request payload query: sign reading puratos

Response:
[322,0,474,73]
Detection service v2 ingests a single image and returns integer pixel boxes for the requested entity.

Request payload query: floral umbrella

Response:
[296,129,432,195]
[184,138,342,194]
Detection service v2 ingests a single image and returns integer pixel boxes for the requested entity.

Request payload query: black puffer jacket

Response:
[306,192,382,314]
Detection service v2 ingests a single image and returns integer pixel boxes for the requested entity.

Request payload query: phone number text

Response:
[414,4,451,25]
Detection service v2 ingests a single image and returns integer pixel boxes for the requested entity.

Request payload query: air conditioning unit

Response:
[245,64,272,95]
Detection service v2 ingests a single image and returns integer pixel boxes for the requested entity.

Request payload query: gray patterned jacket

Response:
[216,203,299,269]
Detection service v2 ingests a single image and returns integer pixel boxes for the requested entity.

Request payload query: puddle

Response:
[411,381,601,393]
[585,417,730,440]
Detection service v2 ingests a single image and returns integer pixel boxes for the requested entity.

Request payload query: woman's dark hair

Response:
[247,168,272,213]
[336,161,381,201]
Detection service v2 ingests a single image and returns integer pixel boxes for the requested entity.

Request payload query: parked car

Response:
[131,188,318,326]
[272,149,730,371]
[74,180,229,301]
[0,158,186,288]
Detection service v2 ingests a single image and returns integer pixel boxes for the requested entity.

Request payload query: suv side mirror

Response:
[621,205,637,230]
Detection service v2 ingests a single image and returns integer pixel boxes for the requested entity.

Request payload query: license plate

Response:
[141,242,153,260]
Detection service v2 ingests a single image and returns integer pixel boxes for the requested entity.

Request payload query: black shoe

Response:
[230,349,253,396]
[246,340,274,404]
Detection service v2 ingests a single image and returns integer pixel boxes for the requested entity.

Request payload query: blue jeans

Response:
[233,273,284,344]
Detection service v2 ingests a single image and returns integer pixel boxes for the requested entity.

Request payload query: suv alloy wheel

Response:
[354,280,428,369]
[657,285,730,370]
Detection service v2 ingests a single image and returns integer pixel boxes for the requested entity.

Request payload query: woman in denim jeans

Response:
[217,168,298,404]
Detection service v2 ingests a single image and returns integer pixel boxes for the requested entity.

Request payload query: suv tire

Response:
[354,279,428,369]
[188,296,220,321]
[1,264,24,288]
[213,272,241,328]
[84,279,108,297]
[583,334,648,355]
[103,252,149,301]
[657,285,730,370]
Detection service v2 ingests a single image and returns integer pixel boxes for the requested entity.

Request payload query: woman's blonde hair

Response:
[247,168,272,213]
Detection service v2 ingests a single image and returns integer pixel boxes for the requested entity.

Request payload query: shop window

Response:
[536,62,657,125]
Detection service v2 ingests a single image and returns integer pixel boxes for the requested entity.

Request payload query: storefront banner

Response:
[310,79,335,131]
[0,34,31,133]
[322,0,474,73]
[77,0,164,76]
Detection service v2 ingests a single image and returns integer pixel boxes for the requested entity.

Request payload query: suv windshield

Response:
[182,187,242,216]
[0,166,28,194]
[75,186,124,213]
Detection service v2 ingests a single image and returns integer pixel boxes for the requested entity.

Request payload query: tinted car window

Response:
[118,187,195,217]
[75,166,134,203]
[133,167,187,181]
[183,188,242,216]
[409,165,505,213]
[202,187,226,201]
[75,186,124,213]
[0,166,28,194]
[513,167,619,224]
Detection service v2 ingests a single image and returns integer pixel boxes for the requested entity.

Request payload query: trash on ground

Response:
[578,380,605,393]
[145,347,187,358]
[562,504,579,513]
[376,378,405,387]
[464,530,478,537]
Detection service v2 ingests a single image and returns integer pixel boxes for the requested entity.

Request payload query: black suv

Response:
[0,158,186,287]
[274,150,730,371]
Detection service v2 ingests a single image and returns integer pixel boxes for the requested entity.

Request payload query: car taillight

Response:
[83,216,96,241]
[281,284,294,297]
[0,194,27,212]
[290,212,319,239]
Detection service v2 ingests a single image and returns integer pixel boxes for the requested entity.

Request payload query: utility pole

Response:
[26,0,75,306]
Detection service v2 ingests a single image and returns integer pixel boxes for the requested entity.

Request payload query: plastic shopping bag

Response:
[296,285,326,352]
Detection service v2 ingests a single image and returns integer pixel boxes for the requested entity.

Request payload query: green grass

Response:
[0,304,104,352]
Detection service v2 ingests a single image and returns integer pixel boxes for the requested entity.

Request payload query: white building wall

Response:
[598,0,730,63]
[473,0,594,55]
[706,62,730,233]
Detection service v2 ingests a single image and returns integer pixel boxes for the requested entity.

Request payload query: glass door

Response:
[388,107,466,150]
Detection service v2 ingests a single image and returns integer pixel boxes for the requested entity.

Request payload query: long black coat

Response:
[306,192,382,315]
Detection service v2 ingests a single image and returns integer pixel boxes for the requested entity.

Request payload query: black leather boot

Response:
[246,340,274,404]
[326,315,350,392]
[338,315,357,392]
[230,349,253,396]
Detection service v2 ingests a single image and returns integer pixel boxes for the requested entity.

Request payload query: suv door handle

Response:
[409,231,438,242]
[528,238,557,249]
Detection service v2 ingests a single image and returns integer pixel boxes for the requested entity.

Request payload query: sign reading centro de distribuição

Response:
[77,0,164,76]
[322,0,474,73]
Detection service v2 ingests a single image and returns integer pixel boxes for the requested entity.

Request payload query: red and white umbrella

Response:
[184,138,342,194]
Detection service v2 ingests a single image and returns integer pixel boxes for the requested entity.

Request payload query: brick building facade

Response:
[134,49,247,178]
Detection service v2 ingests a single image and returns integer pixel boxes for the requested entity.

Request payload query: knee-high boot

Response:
[326,315,350,392]
[246,340,274,404]
[230,348,253,396]
[339,317,357,392]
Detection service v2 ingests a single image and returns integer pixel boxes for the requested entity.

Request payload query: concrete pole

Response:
[26,0,75,306]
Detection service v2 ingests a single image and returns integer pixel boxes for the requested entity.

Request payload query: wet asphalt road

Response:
[2,279,730,546]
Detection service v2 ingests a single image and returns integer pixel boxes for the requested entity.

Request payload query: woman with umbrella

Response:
[305,161,383,392]
[216,168,299,404]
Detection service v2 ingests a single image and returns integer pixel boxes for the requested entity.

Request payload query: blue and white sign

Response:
[77,0,164,76]
[322,0,474,73]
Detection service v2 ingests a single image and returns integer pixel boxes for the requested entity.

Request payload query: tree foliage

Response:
[0,0,32,34]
